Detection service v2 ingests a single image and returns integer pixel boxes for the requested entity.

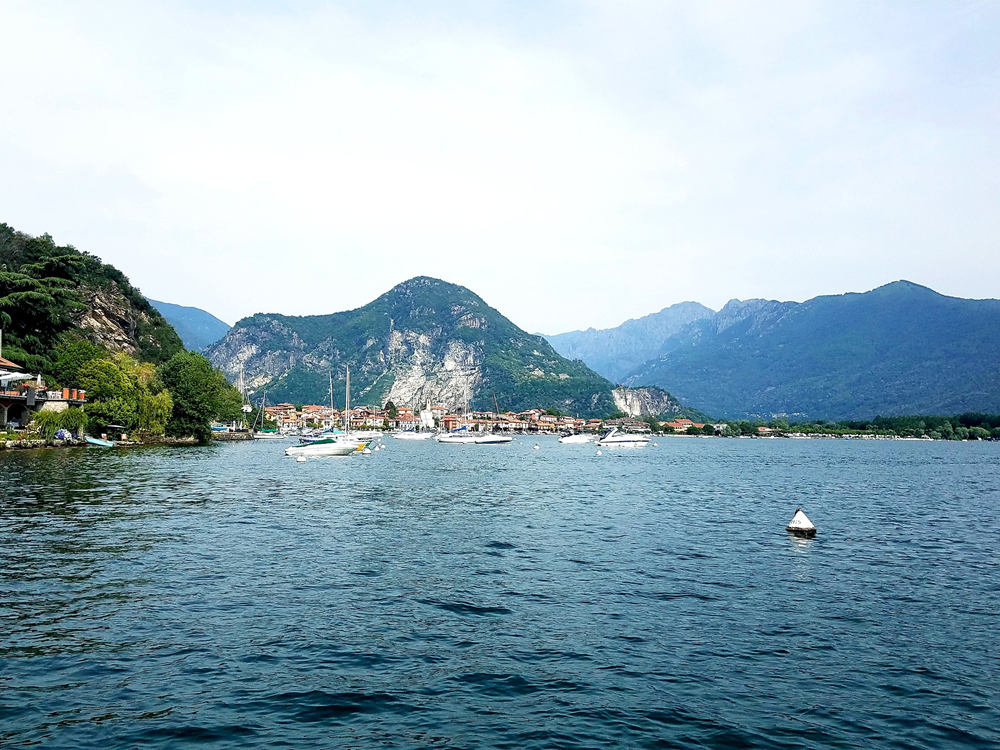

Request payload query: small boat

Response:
[299,431,343,444]
[254,429,286,440]
[596,427,650,448]
[475,434,513,444]
[286,365,369,457]
[437,427,479,444]
[471,394,514,444]
[85,436,115,448]
[558,432,593,444]
[285,437,369,457]
[393,430,435,440]
[251,392,288,439]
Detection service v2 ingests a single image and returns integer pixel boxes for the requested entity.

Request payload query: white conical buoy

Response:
[786,507,816,537]
[653,442,658,447]
[362,447,372,454]
[533,444,540,450]
[596,450,602,456]
[296,456,307,463]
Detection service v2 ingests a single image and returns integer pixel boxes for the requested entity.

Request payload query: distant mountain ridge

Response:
[548,281,1000,420]
[206,277,622,416]
[151,300,230,351]
[543,301,714,382]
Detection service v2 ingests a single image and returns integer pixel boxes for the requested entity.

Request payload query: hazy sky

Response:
[1,1,997,333]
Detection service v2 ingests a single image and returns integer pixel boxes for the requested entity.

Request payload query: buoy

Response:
[596,450,602,456]
[362,447,372,455]
[653,442,658,447]
[786,507,816,537]
[533,444,540,450]
[296,456,307,463]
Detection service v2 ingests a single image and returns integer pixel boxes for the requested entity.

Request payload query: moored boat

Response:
[596,427,650,448]
[475,434,513,444]
[285,437,369,457]
[394,430,436,440]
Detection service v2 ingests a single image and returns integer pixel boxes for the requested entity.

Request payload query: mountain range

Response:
[544,281,1000,420]
[544,301,714,383]
[150,299,230,351]
[204,277,688,418]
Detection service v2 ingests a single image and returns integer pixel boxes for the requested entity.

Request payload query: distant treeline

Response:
[686,413,1000,439]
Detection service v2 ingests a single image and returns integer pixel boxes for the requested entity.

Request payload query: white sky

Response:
[1,1,997,333]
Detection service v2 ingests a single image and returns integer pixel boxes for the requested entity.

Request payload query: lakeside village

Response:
[255,402,1000,441]
[257,402,718,436]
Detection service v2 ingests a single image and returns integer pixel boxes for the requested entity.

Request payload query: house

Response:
[0,356,87,429]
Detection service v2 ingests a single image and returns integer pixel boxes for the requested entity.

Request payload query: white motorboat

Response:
[596,427,650,447]
[558,432,593,444]
[285,436,369,457]
[437,429,480,444]
[475,434,513,444]
[286,365,369,457]
[393,430,436,440]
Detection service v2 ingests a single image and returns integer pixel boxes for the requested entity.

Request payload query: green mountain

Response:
[151,299,230,351]
[543,301,715,382]
[622,281,1000,420]
[0,222,183,372]
[206,276,618,416]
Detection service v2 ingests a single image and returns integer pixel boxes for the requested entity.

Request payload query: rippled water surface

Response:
[2,438,998,749]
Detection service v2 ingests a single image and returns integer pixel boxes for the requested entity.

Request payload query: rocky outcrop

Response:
[612,386,685,418]
[74,284,145,355]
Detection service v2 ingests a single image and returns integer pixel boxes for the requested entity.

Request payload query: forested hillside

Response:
[0,223,243,440]
[624,281,1000,420]
[208,276,618,416]
[0,223,182,372]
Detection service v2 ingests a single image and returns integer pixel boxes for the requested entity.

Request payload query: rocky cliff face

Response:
[74,284,144,355]
[207,277,617,416]
[611,386,687,418]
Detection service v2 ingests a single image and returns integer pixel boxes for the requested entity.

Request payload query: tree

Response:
[384,400,398,419]
[49,339,106,388]
[159,351,240,442]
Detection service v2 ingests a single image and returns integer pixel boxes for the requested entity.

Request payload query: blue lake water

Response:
[1,437,998,749]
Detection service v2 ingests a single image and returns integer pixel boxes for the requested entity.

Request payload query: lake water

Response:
[1,437,998,749]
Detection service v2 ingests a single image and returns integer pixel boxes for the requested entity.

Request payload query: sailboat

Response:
[476,392,512,444]
[394,403,436,440]
[252,392,285,439]
[285,365,371,457]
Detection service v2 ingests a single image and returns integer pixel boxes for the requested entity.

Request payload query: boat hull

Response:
[85,436,115,448]
[475,435,513,444]
[285,439,368,457]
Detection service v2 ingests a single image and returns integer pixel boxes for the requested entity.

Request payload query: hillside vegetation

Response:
[1,223,242,441]
[0,223,182,371]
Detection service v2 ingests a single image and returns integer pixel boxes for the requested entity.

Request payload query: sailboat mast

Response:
[345,365,351,435]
